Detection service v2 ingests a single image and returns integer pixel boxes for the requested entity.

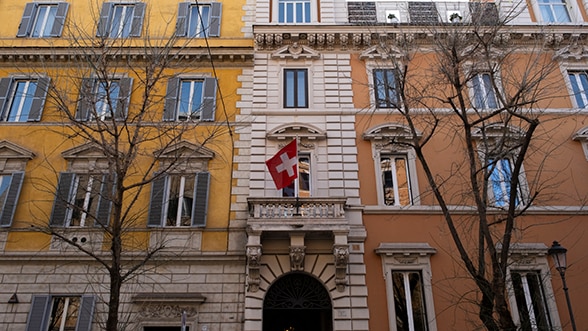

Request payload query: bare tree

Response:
[367,5,567,330]
[20,8,233,331]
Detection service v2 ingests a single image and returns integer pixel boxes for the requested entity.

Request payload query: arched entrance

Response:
[263,273,333,331]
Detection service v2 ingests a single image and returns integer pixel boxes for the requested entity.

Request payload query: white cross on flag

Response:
[266,139,298,190]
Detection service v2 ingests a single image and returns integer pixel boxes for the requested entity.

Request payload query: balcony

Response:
[247,197,349,232]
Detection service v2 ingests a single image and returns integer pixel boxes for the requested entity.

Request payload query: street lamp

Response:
[548,241,577,331]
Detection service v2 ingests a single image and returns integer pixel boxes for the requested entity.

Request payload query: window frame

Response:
[376,243,438,331]
[274,0,316,23]
[378,153,414,206]
[17,2,69,38]
[566,70,588,108]
[50,172,115,228]
[96,2,146,38]
[373,68,399,109]
[505,244,562,331]
[163,77,217,122]
[283,68,309,108]
[282,152,312,197]
[470,72,499,110]
[26,295,96,331]
[487,157,526,208]
[148,172,211,228]
[76,77,133,122]
[0,77,50,123]
[536,0,572,23]
[176,2,222,38]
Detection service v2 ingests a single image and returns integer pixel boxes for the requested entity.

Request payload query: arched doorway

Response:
[263,272,333,331]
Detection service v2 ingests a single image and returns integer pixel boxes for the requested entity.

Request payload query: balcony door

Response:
[263,272,332,331]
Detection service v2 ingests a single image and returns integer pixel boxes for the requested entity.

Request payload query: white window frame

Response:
[177,79,205,121]
[163,174,196,227]
[108,4,135,38]
[565,70,588,108]
[93,79,121,121]
[31,4,59,37]
[187,4,211,38]
[283,68,309,108]
[377,152,417,206]
[282,152,313,197]
[373,68,399,109]
[49,296,81,331]
[531,0,581,23]
[505,243,562,330]
[273,0,318,23]
[376,243,438,331]
[4,79,38,122]
[470,72,499,109]
[487,157,527,208]
[66,174,106,227]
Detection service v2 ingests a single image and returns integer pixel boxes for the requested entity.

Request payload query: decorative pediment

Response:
[267,123,327,141]
[61,143,109,160]
[362,123,421,146]
[271,43,320,60]
[0,141,35,160]
[472,123,525,139]
[154,141,215,160]
[359,45,405,60]
[556,44,588,60]
[572,126,588,141]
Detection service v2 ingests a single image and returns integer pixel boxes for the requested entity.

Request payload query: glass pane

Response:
[298,156,310,197]
[472,75,485,108]
[188,7,200,37]
[296,3,303,22]
[381,156,395,205]
[95,81,120,119]
[0,175,11,209]
[166,175,195,226]
[304,2,311,22]
[48,297,80,331]
[200,6,210,37]
[553,4,571,22]
[526,273,552,330]
[569,74,585,108]
[408,272,427,331]
[110,6,123,37]
[392,272,410,331]
[32,5,57,37]
[285,70,295,107]
[395,157,410,206]
[482,74,498,108]
[286,3,294,22]
[70,175,100,227]
[296,70,307,107]
[279,3,285,22]
[178,80,203,120]
[539,5,556,22]
[392,271,427,331]
[7,81,36,122]
[579,73,588,108]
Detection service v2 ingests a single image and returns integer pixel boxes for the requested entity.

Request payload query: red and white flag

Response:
[266,139,298,190]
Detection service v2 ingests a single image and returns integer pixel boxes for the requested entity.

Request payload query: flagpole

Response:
[294,136,301,216]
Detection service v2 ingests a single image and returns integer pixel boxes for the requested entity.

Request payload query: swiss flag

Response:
[266,139,298,190]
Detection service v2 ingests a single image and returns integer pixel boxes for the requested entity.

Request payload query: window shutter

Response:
[130,3,146,37]
[0,78,13,119]
[76,78,95,121]
[116,78,133,120]
[96,3,113,37]
[208,3,222,37]
[50,172,76,227]
[95,174,115,227]
[200,78,217,121]
[17,3,37,37]
[25,295,50,331]
[50,3,69,37]
[176,2,190,37]
[28,77,50,122]
[76,295,96,331]
[191,172,210,227]
[147,175,167,227]
[163,78,180,121]
[0,172,24,228]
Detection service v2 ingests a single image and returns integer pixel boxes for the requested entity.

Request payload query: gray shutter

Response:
[25,295,50,331]
[129,3,146,37]
[176,2,190,37]
[96,2,113,37]
[200,78,217,121]
[147,175,167,227]
[28,77,50,122]
[208,3,222,37]
[50,172,76,227]
[163,78,180,121]
[0,78,13,120]
[50,2,69,37]
[76,295,96,331]
[17,3,37,37]
[0,172,24,228]
[191,172,210,227]
[116,78,132,120]
[76,78,95,121]
[95,174,115,227]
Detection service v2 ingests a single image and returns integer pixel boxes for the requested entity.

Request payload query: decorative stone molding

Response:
[0,140,35,172]
[572,127,588,161]
[333,244,350,292]
[132,293,205,319]
[557,44,588,60]
[290,245,306,271]
[471,123,526,152]
[153,140,214,172]
[363,123,422,149]
[271,43,320,60]
[246,244,262,292]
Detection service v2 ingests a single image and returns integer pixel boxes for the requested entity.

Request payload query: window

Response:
[284,69,308,108]
[471,73,498,109]
[278,0,311,23]
[567,71,588,108]
[26,295,95,331]
[392,271,428,331]
[283,154,310,197]
[17,2,69,38]
[374,69,399,108]
[50,173,115,227]
[538,0,571,23]
[0,77,50,122]
[96,2,145,38]
[164,77,217,121]
[0,172,25,228]
[76,78,132,121]
[176,2,222,38]
[511,271,554,331]
[376,243,438,331]
[381,155,412,206]
[488,158,523,207]
[148,172,210,227]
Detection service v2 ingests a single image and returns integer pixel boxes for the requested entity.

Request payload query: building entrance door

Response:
[263,273,333,331]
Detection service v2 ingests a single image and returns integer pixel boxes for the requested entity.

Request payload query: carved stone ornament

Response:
[137,304,198,319]
[290,245,306,271]
[132,293,205,320]
[246,245,262,292]
[333,244,350,292]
